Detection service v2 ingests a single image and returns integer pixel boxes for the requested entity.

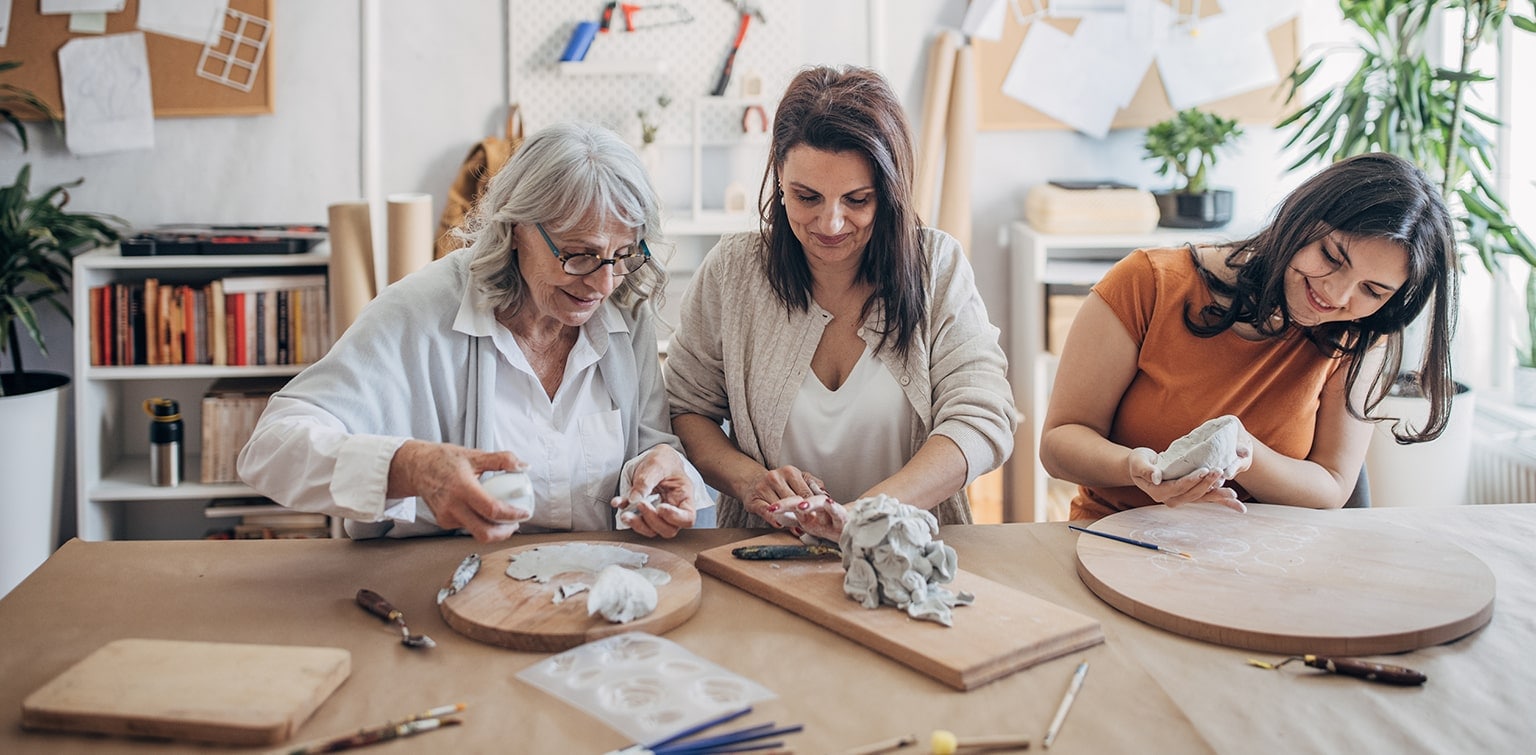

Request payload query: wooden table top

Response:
[1,504,1532,754]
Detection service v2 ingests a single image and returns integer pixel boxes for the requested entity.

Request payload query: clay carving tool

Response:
[1041,660,1087,748]
[1247,655,1427,686]
[287,703,465,754]
[731,543,841,560]
[355,589,436,649]
[436,553,481,604]
[1068,524,1193,559]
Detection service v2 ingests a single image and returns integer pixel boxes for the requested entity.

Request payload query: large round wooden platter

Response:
[1074,504,1495,655]
[440,542,702,652]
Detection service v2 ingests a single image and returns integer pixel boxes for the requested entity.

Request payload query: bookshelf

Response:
[71,246,337,541]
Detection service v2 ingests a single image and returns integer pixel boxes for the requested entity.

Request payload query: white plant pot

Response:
[0,375,69,598]
[1514,366,1536,408]
[1365,384,1474,507]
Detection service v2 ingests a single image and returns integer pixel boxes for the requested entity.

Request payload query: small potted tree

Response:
[1142,107,1243,229]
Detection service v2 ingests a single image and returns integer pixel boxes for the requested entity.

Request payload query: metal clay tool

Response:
[731,543,841,560]
[1247,655,1426,686]
[356,589,436,649]
[436,553,481,604]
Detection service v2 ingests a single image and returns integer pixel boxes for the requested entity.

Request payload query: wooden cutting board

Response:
[696,534,1104,691]
[21,639,350,746]
[1075,503,1497,655]
[441,542,702,652]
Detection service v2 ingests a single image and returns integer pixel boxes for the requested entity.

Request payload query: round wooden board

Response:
[1075,504,1495,655]
[440,542,702,652]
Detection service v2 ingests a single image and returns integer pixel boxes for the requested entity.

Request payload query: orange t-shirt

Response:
[1071,248,1342,520]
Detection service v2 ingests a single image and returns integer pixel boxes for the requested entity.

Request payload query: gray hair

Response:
[461,121,667,314]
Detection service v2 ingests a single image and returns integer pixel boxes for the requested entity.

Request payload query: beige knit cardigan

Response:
[664,228,1017,528]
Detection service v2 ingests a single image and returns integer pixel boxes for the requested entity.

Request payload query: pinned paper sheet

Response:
[0,0,11,46]
[1156,12,1278,111]
[68,12,108,33]
[138,0,228,44]
[58,33,155,156]
[961,0,1006,42]
[41,0,124,13]
[1002,22,1119,139]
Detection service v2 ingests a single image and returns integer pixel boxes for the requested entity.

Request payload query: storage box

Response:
[1024,183,1159,235]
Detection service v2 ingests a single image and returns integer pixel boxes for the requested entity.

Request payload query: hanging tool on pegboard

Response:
[600,2,695,32]
[711,0,767,96]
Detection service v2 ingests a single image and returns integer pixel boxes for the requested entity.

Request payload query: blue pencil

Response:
[1069,524,1193,559]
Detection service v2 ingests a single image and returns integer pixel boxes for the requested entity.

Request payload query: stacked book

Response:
[200,377,290,484]
[204,498,332,539]
[87,273,332,367]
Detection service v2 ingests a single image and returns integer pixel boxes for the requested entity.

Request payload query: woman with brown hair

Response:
[665,65,1016,540]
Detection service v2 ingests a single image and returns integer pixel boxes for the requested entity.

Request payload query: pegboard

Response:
[509,0,803,146]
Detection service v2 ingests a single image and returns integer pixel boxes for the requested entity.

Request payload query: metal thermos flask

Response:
[144,398,183,487]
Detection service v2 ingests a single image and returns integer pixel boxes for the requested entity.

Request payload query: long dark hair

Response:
[757,65,928,360]
[1188,153,1458,442]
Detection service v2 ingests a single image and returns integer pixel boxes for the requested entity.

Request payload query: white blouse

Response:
[778,345,913,504]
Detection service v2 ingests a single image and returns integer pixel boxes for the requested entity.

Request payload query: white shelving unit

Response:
[1007,222,1250,523]
[71,247,331,541]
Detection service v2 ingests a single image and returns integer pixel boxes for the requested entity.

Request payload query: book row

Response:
[87,274,333,367]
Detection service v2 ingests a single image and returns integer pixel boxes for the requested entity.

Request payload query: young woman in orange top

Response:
[1041,153,1459,520]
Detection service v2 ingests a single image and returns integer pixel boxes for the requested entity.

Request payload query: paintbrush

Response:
[1068,525,1193,559]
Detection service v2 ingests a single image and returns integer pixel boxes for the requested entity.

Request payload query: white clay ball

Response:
[481,472,535,519]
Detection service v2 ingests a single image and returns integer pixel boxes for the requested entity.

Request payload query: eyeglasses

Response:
[535,223,652,276]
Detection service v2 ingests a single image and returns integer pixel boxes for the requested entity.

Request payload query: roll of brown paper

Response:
[386,193,435,285]
[326,201,378,338]
[914,30,960,225]
[938,42,977,254]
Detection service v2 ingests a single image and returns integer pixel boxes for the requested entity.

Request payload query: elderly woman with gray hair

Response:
[239,122,706,542]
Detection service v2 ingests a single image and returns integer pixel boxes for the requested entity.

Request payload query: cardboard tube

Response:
[938,42,977,254]
[386,193,435,285]
[326,200,378,338]
[914,30,960,224]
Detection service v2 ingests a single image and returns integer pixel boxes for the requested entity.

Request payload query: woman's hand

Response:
[739,465,826,530]
[389,440,531,542]
[1127,446,1249,513]
[611,444,697,539]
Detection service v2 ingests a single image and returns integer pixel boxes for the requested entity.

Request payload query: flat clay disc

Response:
[441,542,701,652]
[1074,504,1494,655]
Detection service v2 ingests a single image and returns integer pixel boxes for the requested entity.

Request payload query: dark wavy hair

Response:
[757,65,928,360]
[1188,153,1458,443]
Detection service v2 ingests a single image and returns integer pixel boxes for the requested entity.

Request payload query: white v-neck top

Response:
[778,345,912,503]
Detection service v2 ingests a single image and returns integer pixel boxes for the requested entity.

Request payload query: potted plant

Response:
[1142,107,1244,229]
[1,61,121,595]
[1278,1,1536,505]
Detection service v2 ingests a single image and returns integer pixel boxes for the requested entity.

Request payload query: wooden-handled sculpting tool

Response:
[1247,655,1427,686]
[356,589,435,649]
[731,543,841,560]
[1068,524,1193,559]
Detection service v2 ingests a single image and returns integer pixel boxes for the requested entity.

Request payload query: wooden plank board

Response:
[1075,504,1497,654]
[20,639,349,746]
[440,542,702,652]
[696,534,1103,691]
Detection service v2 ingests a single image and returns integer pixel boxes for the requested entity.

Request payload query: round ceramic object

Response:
[440,542,702,652]
[1074,503,1495,655]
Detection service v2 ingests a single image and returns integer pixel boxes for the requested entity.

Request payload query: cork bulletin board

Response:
[5,0,273,118]
[972,3,1298,131]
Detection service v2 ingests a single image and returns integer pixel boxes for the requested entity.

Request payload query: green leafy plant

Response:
[1,165,123,395]
[1,60,58,152]
[1521,272,1536,369]
[637,94,672,146]
[1279,0,1536,367]
[1142,108,1244,194]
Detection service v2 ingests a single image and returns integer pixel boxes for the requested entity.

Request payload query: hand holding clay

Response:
[743,465,826,532]
[611,445,697,538]
[390,440,528,542]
